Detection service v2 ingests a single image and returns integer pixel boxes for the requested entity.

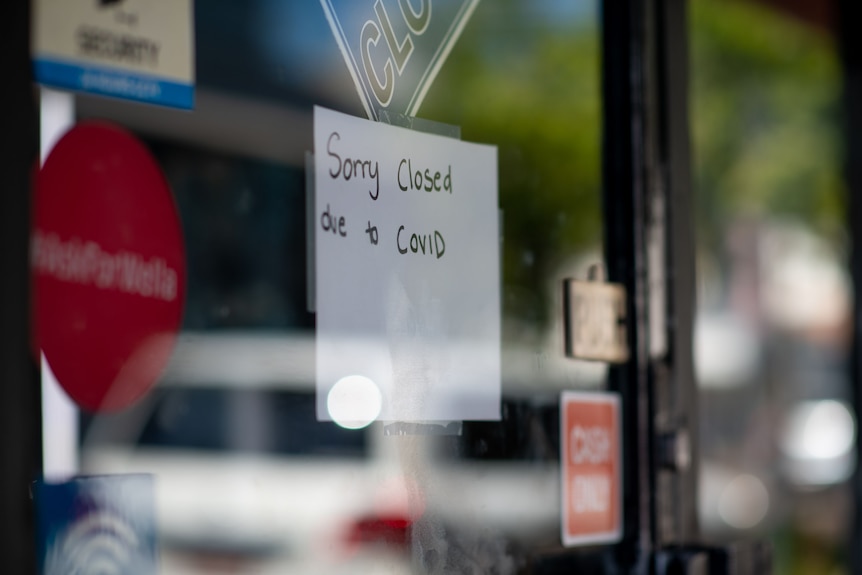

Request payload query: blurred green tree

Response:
[423,1,602,333]
[691,0,842,250]
[420,0,841,332]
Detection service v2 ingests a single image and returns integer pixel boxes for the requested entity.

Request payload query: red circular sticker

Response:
[33,122,185,412]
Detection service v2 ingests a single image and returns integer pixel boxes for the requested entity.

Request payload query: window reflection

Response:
[72,0,604,572]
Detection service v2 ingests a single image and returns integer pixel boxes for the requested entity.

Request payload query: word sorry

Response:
[326,132,380,200]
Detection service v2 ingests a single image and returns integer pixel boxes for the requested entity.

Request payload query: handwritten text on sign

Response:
[314,106,500,422]
[561,391,622,547]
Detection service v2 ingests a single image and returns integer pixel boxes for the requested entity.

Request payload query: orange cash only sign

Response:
[560,391,622,547]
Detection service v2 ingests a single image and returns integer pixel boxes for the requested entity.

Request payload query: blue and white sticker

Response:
[32,0,195,109]
[314,106,501,422]
[35,475,158,575]
[320,0,480,120]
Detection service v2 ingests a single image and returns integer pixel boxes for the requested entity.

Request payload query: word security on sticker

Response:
[33,0,195,109]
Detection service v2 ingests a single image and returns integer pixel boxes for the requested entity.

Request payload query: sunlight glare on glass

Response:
[781,399,856,460]
[327,375,382,429]
[801,400,855,460]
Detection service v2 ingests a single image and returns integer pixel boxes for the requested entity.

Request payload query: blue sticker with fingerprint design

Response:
[35,475,157,575]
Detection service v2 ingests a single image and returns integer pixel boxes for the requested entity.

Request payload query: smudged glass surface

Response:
[65,0,602,573]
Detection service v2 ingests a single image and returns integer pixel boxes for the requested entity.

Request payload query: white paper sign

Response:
[314,106,500,423]
[32,0,194,109]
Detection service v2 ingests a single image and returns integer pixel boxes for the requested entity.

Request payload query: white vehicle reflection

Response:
[81,332,415,574]
[80,331,604,573]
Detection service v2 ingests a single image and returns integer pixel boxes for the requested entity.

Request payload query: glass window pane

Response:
[39,1,604,572]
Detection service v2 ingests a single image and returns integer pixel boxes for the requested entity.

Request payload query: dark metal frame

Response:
[533,1,700,571]
[0,1,42,574]
[839,0,862,571]
[602,0,657,567]
[655,0,699,549]
[603,0,700,570]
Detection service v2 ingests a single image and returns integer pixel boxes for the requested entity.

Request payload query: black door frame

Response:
[603,0,699,568]
[0,1,42,574]
[528,1,699,571]
[840,0,862,571]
